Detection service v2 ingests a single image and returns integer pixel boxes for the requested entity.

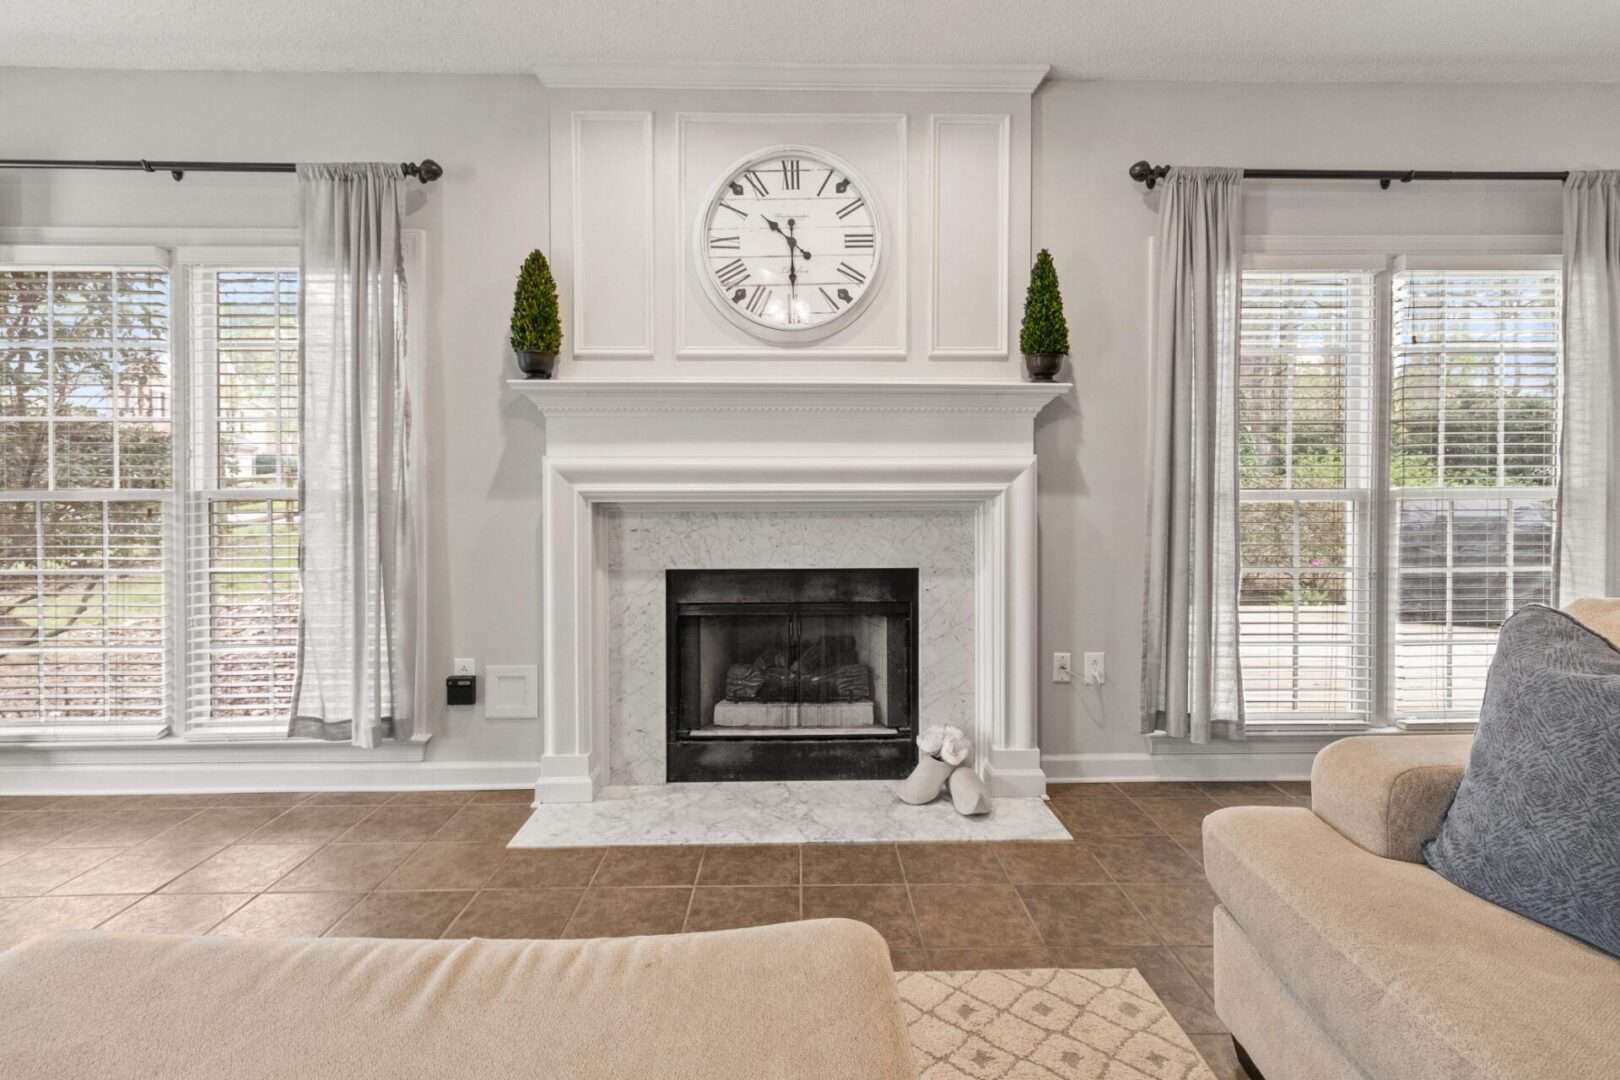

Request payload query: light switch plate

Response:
[452,657,476,677]
[1083,652,1106,685]
[1052,652,1073,684]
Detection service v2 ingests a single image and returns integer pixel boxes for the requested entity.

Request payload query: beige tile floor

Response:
[0,780,1307,1080]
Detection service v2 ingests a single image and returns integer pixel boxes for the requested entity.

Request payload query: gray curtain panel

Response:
[290,163,417,746]
[1561,172,1620,600]
[1140,167,1246,742]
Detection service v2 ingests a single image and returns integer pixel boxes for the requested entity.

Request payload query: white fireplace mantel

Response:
[510,378,1068,803]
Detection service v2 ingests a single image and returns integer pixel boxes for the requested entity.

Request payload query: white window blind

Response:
[1234,261,1561,728]
[184,268,301,737]
[0,268,173,739]
[1237,272,1377,722]
[1390,269,1561,722]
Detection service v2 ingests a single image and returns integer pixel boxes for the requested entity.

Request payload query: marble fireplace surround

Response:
[510,379,1068,805]
[602,507,975,786]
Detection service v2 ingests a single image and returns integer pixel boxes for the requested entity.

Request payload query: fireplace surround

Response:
[511,378,1067,804]
[666,567,920,782]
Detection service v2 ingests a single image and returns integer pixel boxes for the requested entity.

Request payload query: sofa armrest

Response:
[1310,734,1473,862]
[1566,597,1620,648]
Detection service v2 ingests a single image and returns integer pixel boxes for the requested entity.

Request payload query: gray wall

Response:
[0,69,549,769]
[4,69,1620,779]
[1031,80,1620,769]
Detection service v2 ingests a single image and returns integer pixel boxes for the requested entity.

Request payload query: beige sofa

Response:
[0,917,916,1080]
[1204,734,1620,1080]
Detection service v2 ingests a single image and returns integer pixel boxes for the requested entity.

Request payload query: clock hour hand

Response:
[765,216,812,260]
[787,218,811,260]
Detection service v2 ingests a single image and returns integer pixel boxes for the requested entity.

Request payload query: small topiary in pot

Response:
[510,249,562,379]
[1019,248,1069,382]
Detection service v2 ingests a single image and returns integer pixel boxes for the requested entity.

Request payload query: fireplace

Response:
[665,568,920,782]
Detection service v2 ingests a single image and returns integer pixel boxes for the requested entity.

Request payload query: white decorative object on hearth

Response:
[898,755,956,805]
[510,378,1066,805]
[948,766,993,816]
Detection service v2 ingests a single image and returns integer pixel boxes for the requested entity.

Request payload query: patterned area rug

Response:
[897,968,1216,1080]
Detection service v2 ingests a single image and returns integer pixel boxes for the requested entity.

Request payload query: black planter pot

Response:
[1023,352,1064,382]
[515,350,558,380]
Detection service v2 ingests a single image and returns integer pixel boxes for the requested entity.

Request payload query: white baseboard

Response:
[1041,751,1315,784]
[0,759,542,797]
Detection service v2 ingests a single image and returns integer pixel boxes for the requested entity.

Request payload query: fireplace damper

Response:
[665,568,920,782]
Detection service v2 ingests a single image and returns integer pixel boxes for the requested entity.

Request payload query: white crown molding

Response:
[536,62,1050,95]
[508,378,1067,417]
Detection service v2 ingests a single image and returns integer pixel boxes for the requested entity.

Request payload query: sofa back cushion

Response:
[1423,604,1620,957]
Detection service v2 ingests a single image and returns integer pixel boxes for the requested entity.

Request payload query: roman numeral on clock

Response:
[716,259,750,288]
[780,159,801,191]
[836,262,867,284]
[835,197,865,220]
[844,231,874,250]
[709,235,741,251]
[717,201,747,219]
[743,286,772,315]
[818,287,842,311]
[742,170,769,197]
[816,171,834,197]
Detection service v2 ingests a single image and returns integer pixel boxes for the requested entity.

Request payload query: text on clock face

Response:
[702,152,879,331]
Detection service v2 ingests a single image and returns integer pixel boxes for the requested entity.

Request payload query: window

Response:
[0,254,303,741]
[184,268,302,738]
[1237,259,1561,728]
[1238,272,1375,722]
[0,268,172,740]
[1389,270,1560,722]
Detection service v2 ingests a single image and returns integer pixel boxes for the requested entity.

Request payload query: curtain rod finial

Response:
[411,159,443,183]
[1129,160,1170,190]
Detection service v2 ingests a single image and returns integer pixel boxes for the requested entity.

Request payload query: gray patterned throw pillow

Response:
[1424,605,1620,957]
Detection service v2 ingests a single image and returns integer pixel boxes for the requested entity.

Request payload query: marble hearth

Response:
[511,379,1068,809]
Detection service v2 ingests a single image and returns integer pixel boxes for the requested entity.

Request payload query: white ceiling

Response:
[2,0,1618,83]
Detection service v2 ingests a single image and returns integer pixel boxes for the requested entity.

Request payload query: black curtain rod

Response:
[1129,160,1567,191]
[0,158,443,183]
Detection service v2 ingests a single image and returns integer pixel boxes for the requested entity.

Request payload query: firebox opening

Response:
[665,568,920,782]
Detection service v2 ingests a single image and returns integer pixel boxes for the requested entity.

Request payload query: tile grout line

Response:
[435,888,485,940]
[313,889,372,936]
[550,881,591,939]
[894,845,928,956]
[678,847,707,933]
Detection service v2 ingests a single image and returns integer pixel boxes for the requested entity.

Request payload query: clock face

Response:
[696,146,882,342]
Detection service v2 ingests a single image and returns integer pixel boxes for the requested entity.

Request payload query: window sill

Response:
[0,734,431,765]
[1147,722,1474,755]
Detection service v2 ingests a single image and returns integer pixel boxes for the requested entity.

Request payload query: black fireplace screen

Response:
[665,568,919,782]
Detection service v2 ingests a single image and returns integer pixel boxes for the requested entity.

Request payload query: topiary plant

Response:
[1019,249,1069,357]
[510,249,562,355]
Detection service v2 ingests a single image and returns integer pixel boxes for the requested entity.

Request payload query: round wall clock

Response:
[694,145,883,344]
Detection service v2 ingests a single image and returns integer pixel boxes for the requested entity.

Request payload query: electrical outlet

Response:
[1083,652,1106,685]
[1052,652,1073,684]
[452,657,476,677]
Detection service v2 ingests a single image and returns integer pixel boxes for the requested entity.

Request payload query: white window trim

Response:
[0,227,431,752]
[1236,236,1561,738]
